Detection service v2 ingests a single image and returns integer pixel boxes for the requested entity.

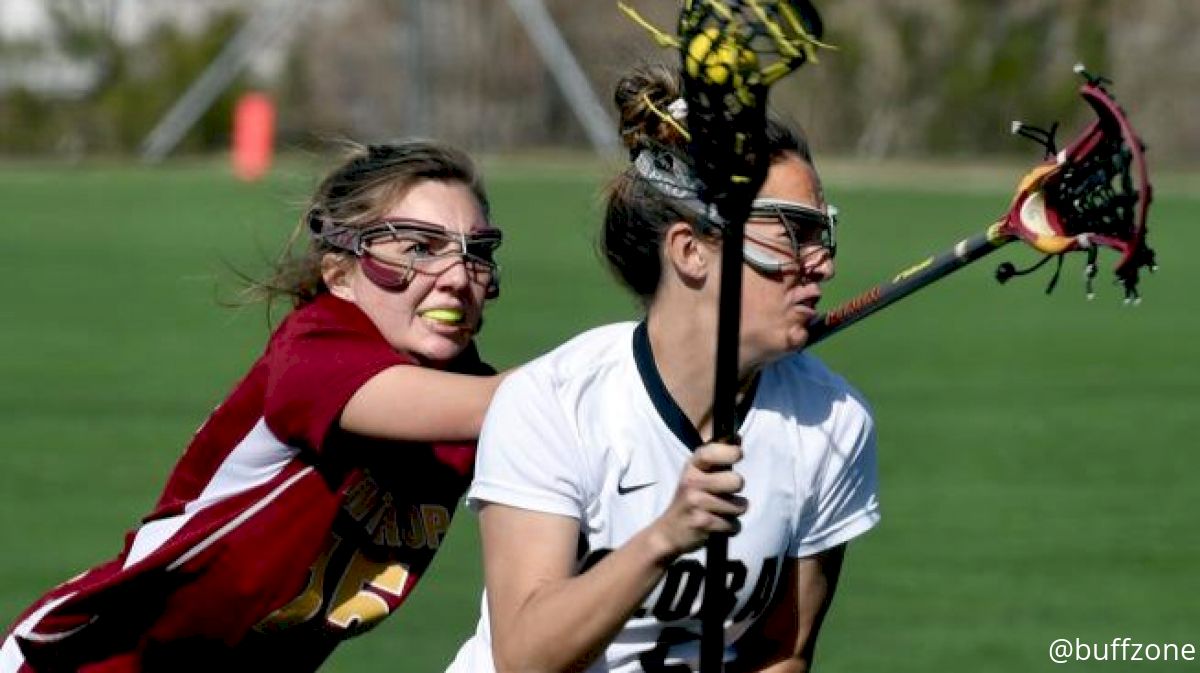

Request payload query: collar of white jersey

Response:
[631,321,760,451]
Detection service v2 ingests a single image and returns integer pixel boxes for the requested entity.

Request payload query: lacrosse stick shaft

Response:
[633,0,830,666]
[807,223,1015,346]
[702,207,749,672]
[712,219,748,443]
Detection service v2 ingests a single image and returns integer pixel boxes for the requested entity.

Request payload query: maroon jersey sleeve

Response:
[262,294,413,454]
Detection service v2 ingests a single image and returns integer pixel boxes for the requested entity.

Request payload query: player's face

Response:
[346,179,493,366]
[738,153,834,365]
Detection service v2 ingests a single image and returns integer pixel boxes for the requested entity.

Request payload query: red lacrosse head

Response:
[1000,67,1154,300]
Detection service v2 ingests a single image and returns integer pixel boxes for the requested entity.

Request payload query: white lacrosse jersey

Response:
[448,321,879,673]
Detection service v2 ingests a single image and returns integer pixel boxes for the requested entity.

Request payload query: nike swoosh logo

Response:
[617,481,655,496]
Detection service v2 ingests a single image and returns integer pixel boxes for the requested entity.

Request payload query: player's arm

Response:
[482,442,744,673]
[340,366,508,442]
[729,544,846,673]
[480,503,674,673]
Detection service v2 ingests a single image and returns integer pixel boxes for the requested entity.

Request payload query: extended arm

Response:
[341,366,507,442]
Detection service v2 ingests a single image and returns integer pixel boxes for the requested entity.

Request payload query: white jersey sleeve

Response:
[789,367,880,558]
[466,364,589,520]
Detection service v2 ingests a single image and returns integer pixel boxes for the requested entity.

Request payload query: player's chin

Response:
[411,332,472,367]
[756,326,810,364]
[785,326,811,352]
[787,307,817,350]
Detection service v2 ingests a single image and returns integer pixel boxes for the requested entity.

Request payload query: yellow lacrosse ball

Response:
[686,27,758,86]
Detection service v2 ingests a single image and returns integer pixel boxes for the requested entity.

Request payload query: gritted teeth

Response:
[420,308,465,325]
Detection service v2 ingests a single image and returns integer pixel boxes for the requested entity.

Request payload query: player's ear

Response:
[663,220,713,286]
[321,253,357,302]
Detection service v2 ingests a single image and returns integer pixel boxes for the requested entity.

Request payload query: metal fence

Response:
[2,0,1197,164]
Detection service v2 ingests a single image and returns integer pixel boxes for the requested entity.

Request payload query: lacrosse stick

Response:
[807,64,1155,346]
[622,1,828,670]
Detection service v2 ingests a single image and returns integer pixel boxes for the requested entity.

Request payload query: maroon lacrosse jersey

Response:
[1,293,491,672]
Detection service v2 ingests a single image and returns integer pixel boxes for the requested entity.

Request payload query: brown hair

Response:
[251,140,490,307]
[602,64,812,304]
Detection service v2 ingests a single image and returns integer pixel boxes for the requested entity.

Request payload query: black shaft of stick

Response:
[712,215,747,442]
[701,211,747,673]
[807,226,1014,347]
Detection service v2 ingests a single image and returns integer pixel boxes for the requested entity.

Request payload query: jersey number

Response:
[256,534,409,635]
[638,626,698,673]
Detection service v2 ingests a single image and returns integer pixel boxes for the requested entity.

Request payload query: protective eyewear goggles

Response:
[310,214,503,297]
[742,198,837,275]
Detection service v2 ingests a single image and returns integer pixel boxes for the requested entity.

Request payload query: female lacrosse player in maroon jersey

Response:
[2,141,505,672]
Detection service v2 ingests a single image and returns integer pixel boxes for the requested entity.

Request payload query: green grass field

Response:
[1,157,1197,672]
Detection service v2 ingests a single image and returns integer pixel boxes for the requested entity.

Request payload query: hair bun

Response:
[613,63,685,155]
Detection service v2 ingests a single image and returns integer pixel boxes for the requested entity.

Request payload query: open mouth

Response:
[794,296,821,311]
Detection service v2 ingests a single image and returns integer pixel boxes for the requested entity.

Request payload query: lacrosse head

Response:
[1001,65,1155,302]
[676,0,827,228]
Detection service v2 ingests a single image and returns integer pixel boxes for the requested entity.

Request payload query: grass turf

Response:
[0,158,1196,671]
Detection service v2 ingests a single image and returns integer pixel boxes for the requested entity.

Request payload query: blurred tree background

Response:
[0,0,1196,165]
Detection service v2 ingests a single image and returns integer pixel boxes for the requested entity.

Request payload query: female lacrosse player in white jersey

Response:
[448,65,879,673]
